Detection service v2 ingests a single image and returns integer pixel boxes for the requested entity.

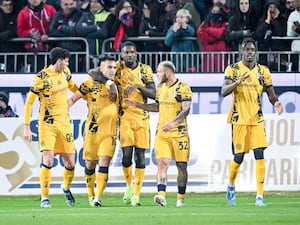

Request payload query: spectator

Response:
[283,0,295,19]
[175,0,201,28]
[111,0,142,51]
[45,0,61,10]
[197,2,230,72]
[49,0,83,72]
[165,8,197,72]
[287,0,300,36]
[0,91,18,117]
[160,0,178,35]
[0,0,24,72]
[17,0,56,72]
[139,0,167,51]
[255,0,288,71]
[14,0,27,13]
[225,0,257,52]
[211,0,233,21]
[193,0,210,21]
[76,0,111,57]
[287,0,300,71]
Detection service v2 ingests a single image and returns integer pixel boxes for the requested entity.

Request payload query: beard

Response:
[159,73,168,84]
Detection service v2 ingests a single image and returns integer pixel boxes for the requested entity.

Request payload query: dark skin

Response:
[89,45,156,101]
[221,42,283,114]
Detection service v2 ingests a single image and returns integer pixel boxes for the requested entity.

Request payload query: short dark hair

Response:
[241,37,257,50]
[121,41,136,51]
[49,47,70,65]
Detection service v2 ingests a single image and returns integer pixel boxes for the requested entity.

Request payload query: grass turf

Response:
[0,192,300,225]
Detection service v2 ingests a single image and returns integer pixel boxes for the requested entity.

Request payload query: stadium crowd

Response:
[0,0,300,72]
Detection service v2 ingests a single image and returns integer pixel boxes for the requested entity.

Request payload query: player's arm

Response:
[89,68,118,102]
[23,91,37,142]
[221,72,250,97]
[123,82,156,99]
[265,85,283,115]
[124,98,159,112]
[68,92,81,108]
[68,79,79,93]
[161,100,191,132]
[89,67,107,83]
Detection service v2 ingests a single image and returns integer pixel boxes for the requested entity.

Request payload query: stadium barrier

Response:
[0,36,299,73]
[0,37,90,73]
[0,113,299,195]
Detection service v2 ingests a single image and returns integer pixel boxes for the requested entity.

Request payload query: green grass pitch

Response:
[1,192,300,225]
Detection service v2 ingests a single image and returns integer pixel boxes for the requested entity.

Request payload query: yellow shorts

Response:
[119,119,150,149]
[232,124,267,154]
[38,120,75,154]
[83,132,117,160]
[154,132,190,162]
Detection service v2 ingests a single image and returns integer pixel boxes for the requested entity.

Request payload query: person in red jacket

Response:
[197,2,230,72]
[17,0,56,72]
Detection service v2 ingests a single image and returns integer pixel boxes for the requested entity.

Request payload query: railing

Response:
[0,36,299,73]
[101,36,300,73]
[0,37,89,73]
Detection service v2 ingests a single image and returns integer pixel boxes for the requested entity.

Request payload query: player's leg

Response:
[84,160,97,206]
[40,150,54,208]
[176,162,188,207]
[61,153,76,207]
[122,146,134,203]
[153,133,170,206]
[131,147,145,206]
[154,158,169,206]
[94,156,111,207]
[251,124,268,206]
[94,136,116,207]
[254,148,267,206]
[227,124,247,206]
[83,132,99,205]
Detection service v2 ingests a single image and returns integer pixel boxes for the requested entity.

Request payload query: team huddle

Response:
[23,38,282,208]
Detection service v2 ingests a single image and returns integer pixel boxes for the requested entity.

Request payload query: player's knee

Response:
[254,148,264,160]
[233,153,244,164]
[122,158,132,167]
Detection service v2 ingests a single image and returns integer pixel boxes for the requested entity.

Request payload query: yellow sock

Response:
[95,172,108,198]
[40,166,51,198]
[256,159,265,195]
[122,165,132,185]
[134,168,145,196]
[84,172,95,197]
[229,160,240,185]
[177,193,185,199]
[63,167,74,189]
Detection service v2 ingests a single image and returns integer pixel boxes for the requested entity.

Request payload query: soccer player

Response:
[89,41,156,206]
[68,56,118,207]
[124,60,192,207]
[23,47,78,208]
[221,37,283,207]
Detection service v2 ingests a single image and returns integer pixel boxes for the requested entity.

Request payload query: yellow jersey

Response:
[77,77,118,135]
[156,79,192,137]
[29,66,77,124]
[115,61,154,120]
[224,61,273,125]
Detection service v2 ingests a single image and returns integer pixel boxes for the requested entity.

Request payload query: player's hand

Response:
[109,83,118,102]
[275,101,283,115]
[23,125,32,142]
[161,121,176,132]
[124,98,137,107]
[237,72,250,85]
[123,84,139,98]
